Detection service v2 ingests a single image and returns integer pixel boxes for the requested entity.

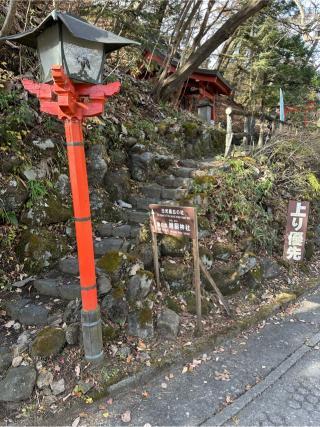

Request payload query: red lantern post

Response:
[23,65,120,363]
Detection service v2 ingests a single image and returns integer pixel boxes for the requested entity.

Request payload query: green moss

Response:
[185,292,210,315]
[250,267,263,281]
[274,292,296,305]
[138,224,150,243]
[97,251,123,273]
[162,260,191,283]
[157,121,168,135]
[112,286,125,299]
[194,175,217,186]
[137,269,154,279]
[100,367,121,387]
[21,193,72,226]
[165,297,182,314]
[102,325,118,342]
[182,121,199,140]
[198,216,211,231]
[16,229,67,273]
[138,306,153,326]
[30,327,65,358]
[161,235,189,256]
[211,242,235,260]
[210,264,241,295]
[209,129,226,156]
[307,173,320,194]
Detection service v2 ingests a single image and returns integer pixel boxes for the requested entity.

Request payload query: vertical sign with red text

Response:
[283,200,310,262]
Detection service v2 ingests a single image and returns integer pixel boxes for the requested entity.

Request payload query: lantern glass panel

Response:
[37,23,62,82]
[61,27,104,84]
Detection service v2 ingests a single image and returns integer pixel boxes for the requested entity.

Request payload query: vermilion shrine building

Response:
[141,49,233,122]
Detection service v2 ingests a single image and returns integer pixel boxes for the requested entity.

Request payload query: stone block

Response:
[157,308,180,339]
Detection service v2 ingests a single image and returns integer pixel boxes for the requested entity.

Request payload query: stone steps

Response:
[125,209,150,225]
[170,166,196,178]
[156,175,193,189]
[95,222,137,239]
[139,184,189,202]
[94,237,133,256]
[128,195,159,211]
[178,159,200,168]
[33,266,112,301]
[33,278,81,301]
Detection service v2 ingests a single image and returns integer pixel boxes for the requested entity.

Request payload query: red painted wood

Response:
[22,65,121,314]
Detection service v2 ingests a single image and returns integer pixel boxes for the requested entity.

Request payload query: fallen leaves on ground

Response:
[161,382,168,389]
[224,394,234,405]
[214,369,231,381]
[232,415,240,425]
[121,410,131,423]
[71,417,80,427]
[75,364,80,377]
[137,340,146,351]
[182,358,203,373]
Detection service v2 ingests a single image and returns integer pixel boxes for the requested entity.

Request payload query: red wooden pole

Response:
[64,118,103,363]
[22,66,121,364]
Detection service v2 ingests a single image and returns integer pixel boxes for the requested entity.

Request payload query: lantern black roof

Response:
[0,10,139,52]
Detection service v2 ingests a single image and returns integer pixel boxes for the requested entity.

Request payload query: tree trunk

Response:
[0,0,17,38]
[156,0,270,101]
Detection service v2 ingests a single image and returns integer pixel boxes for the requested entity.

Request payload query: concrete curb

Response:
[200,331,320,426]
[90,283,319,402]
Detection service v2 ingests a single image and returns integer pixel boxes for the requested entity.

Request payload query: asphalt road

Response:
[64,286,320,427]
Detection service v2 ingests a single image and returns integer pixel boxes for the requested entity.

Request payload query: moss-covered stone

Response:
[185,292,210,315]
[30,327,66,358]
[21,194,72,226]
[210,264,241,295]
[102,324,118,343]
[274,292,296,305]
[0,177,28,214]
[104,170,131,202]
[16,229,67,273]
[101,293,128,326]
[182,121,200,140]
[127,309,154,339]
[97,251,123,274]
[160,235,189,257]
[165,296,182,314]
[243,266,263,289]
[209,129,226,156]
[112,285,125,299]
[198,216,212,231]
[162,260,191,282]
[138,306,153,327]
[212,242,235,261]
[157,121,169,135]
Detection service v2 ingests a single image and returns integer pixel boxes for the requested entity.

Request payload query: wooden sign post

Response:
[283,200,310,262]
[149,204,202,332]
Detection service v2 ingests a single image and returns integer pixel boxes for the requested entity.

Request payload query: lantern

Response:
[0,11,139,364]
[1,10,138,83]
